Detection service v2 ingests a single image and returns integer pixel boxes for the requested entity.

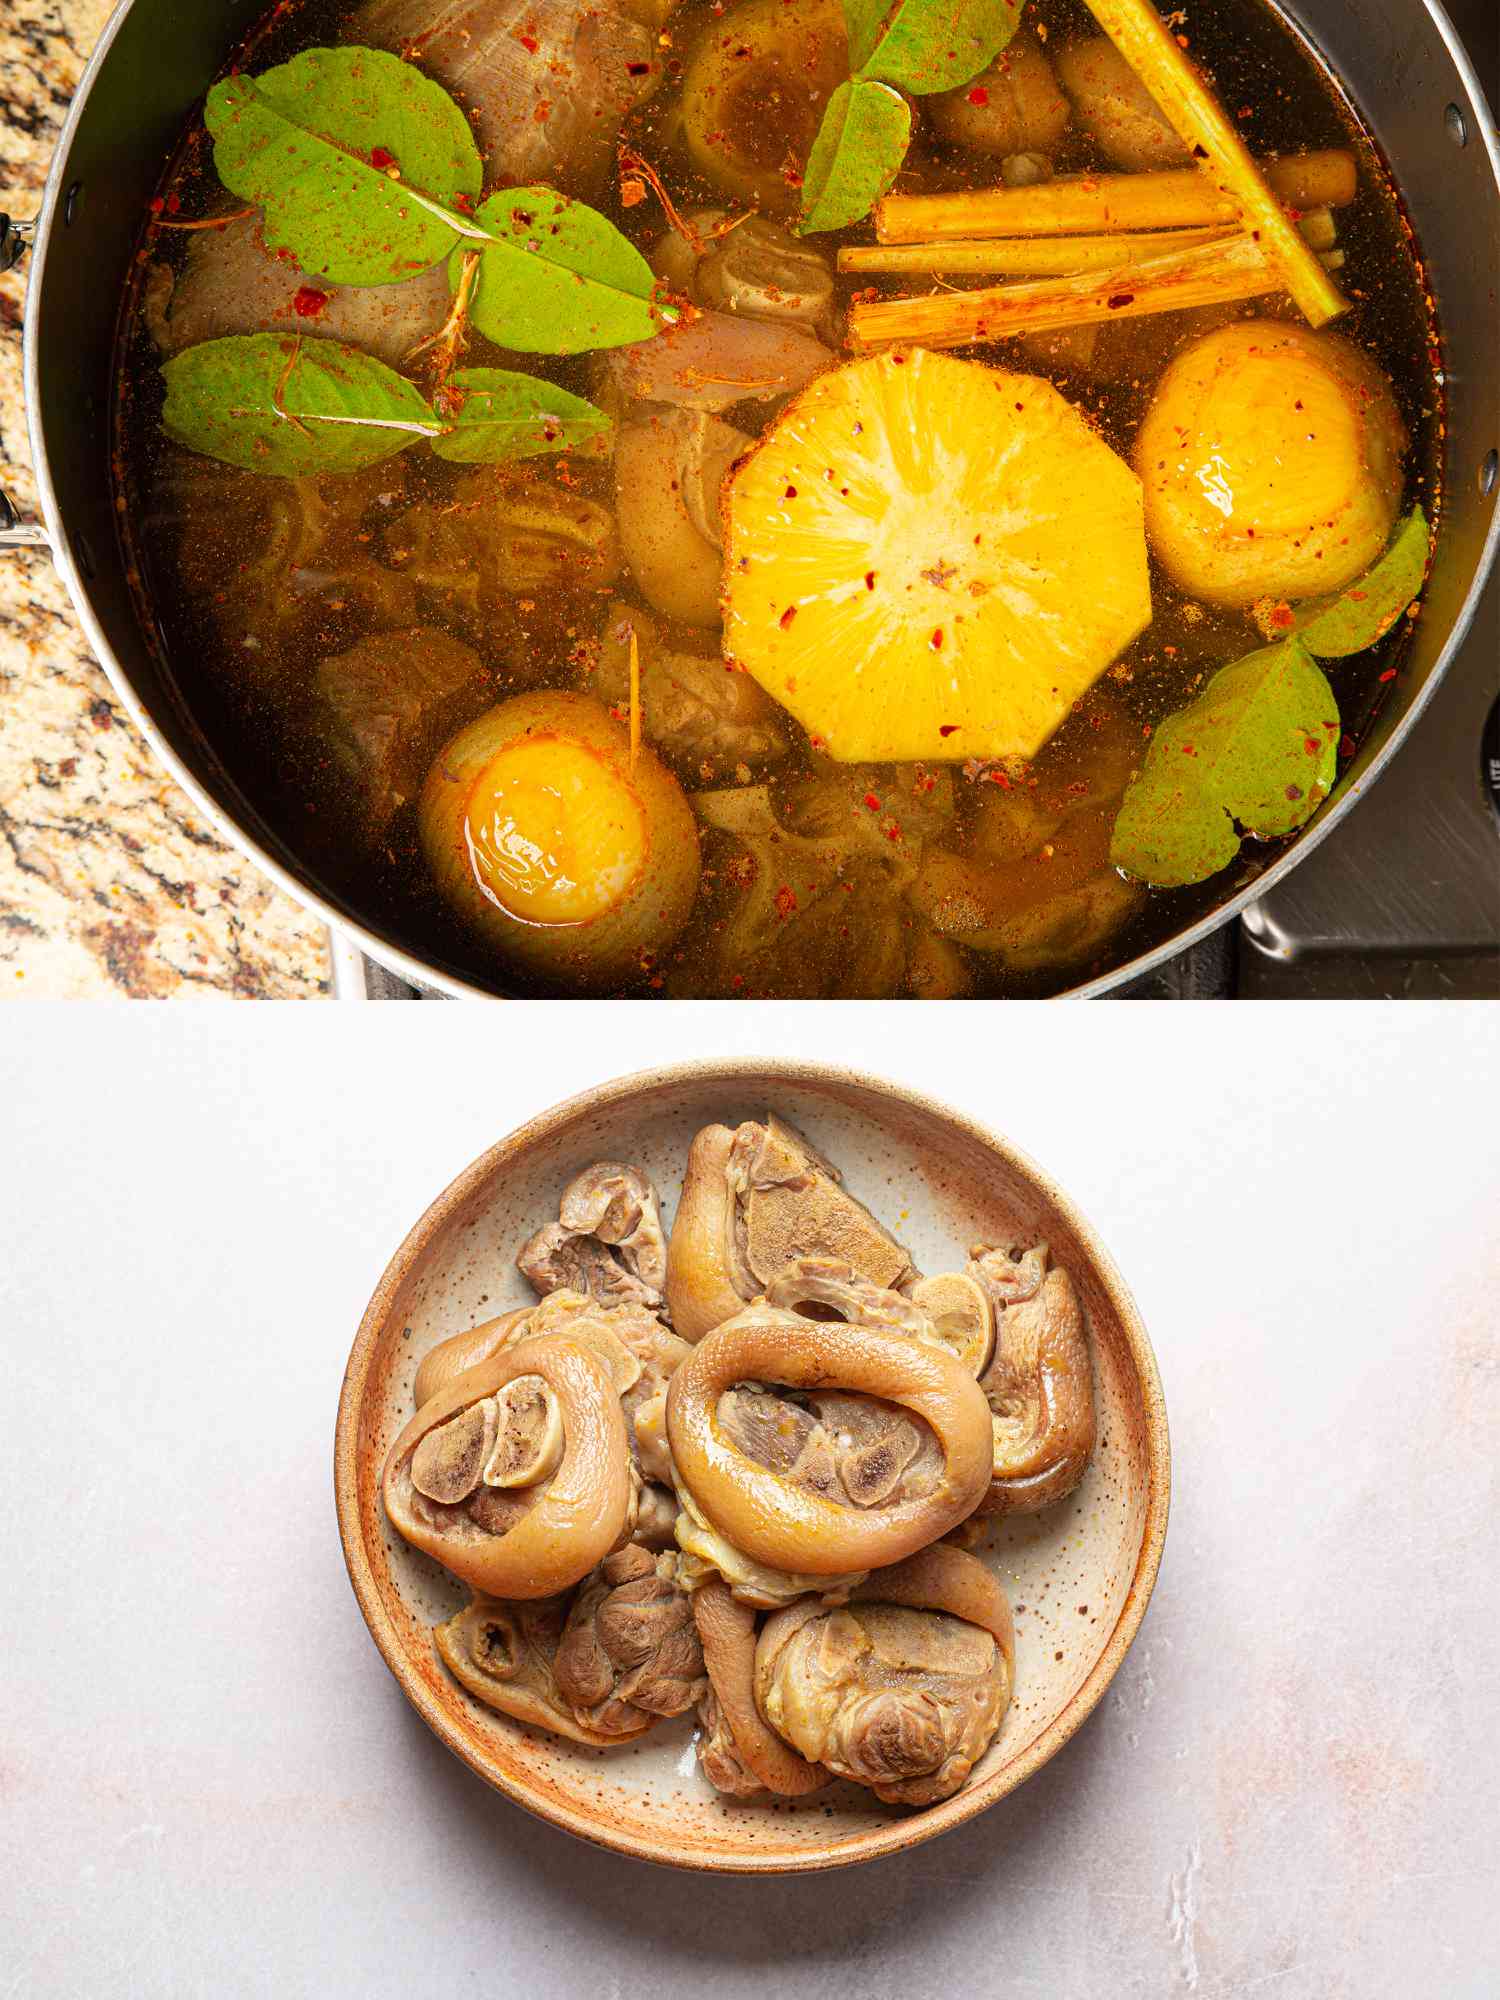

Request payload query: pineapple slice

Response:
[723,348,1151,765]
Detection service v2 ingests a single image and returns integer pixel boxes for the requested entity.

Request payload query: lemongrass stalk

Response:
[844,205,1336,278]
[1081,0,1345,325]
[874,150,1355,244]
[838,225,1235,276]
[847,233,1283,353]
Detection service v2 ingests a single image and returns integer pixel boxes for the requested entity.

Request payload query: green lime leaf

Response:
[843,0,1020,95]
[432,369,612,464]
[161,332,439,475]
[461,187,666,354]
[1298,507,1431,658]
[799,80,912,235]
[206,47,482,285]
[1110,639,1341,888]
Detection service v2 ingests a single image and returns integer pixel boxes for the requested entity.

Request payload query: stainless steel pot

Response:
[3,0,1497,999]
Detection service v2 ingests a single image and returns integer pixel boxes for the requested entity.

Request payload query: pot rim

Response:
[332,1055,1172,1872]
[21,0,1500,1001]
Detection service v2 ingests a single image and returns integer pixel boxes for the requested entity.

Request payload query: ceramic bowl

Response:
[334,1061,1170,1871]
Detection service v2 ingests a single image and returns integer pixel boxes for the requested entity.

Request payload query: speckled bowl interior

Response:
[335,1062,1170,1871]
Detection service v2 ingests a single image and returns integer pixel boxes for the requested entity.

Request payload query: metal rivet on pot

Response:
[1444,103,1468,147]
[1480,450,1498,501]
[63,181,82,225]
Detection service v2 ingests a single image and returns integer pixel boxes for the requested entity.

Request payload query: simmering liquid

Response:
[112,0,1441,995]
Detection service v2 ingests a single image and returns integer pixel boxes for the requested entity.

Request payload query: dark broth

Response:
[112,0,1442,996]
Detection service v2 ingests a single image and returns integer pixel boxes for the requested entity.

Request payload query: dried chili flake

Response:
[369,146,399,172]
[1378,667,1398,682]
[864,571,876,590]
[967,85,990,105]
[862,792,881,812]
[773,885,798,919]
[292,286,329,318]
[1339,734,1356,757]
[1285,783,1304,801]
[514,30,540,52]
[938,724,960,738]
[779,604,797,630]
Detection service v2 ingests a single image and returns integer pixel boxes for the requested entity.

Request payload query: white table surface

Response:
[3,1003,1497,1998]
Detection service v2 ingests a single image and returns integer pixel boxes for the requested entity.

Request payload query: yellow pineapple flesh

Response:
[723,348,1152,764]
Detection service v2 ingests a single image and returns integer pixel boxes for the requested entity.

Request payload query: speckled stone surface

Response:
[0,0,329,997]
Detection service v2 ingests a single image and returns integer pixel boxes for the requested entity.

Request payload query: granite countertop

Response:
[0,0,329,996]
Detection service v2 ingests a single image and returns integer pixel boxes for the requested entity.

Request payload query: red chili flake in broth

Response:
[1285,783,1303,801]
[883,823,903,843]
[1378,667,1398,682]
[863,792,881,812]
[938,724,960,737]
[1304,738,1322,756]
[779,605,797,629]
[967,85,990,105]
[1107,292,1135,310]
[774,885,798,918]
[784,484,798,499]
[1339,734,1356,757]
[369,146,399,171]
[626,60,651,75]
[293,286,329,318]
[930,627,944,650]
[864,571,876,590]
[515,30,540,52]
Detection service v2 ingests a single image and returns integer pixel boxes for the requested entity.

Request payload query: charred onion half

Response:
[665,1308,993,1575]
[383,1334,635,1598]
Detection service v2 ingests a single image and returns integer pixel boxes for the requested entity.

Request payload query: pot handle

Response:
[1,214,51,554]
[0,488,50,554]
[327,928,427,1000]
[1,210,34,272]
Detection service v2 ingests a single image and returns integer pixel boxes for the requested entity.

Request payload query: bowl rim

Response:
[333,1058,1172,1873]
